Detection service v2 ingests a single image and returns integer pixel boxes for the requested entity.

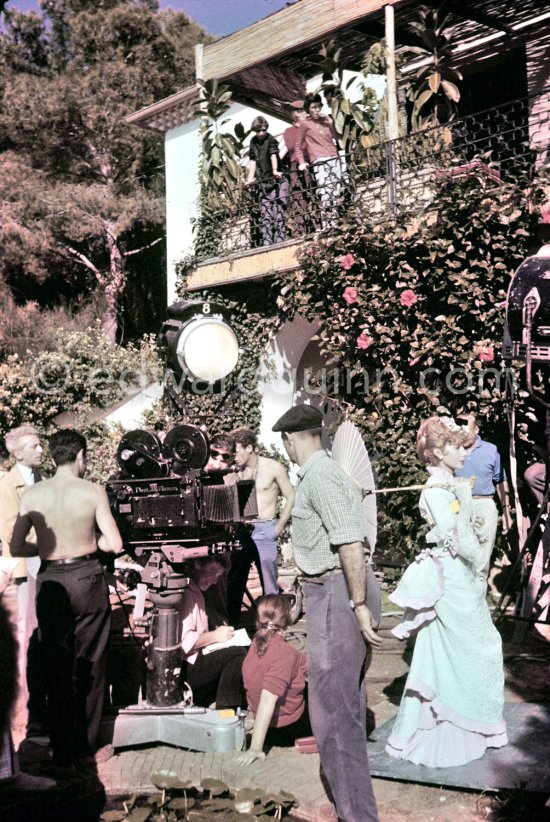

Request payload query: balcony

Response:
[184,93,549,290]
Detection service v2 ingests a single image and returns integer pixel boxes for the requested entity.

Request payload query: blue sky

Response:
[6,0,295,36]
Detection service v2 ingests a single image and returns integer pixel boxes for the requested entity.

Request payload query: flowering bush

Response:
[343,286,358,305]
[356,331,373,349]
[275,178,543,563]
[400,289,418,307]
[340,253,356,270]
[0,325,162,482]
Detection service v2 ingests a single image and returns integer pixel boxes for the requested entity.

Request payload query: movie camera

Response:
[106,422,256,721]
[108,423,257,575]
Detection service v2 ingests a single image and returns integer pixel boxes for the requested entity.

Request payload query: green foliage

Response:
[405,5,463,130]
[274,178,540,563]
[0,324,162,481]
[193,80,248,255]
[101,774,295,820]
[0,285,105,358]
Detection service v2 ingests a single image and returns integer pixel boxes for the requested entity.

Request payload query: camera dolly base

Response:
[112,703,246,753]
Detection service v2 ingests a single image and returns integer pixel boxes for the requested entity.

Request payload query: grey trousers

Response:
[303,567,379,822]
[472,497,499,578]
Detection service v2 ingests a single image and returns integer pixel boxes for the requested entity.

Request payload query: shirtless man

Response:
[10,429,122,771]
[226,428,295,625]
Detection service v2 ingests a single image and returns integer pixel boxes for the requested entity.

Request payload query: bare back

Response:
[20,474,117,560]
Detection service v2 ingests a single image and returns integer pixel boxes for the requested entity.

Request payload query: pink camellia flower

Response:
[356,331,373,350]
[400,289,418,307]
[343,286,358,305]
[341,253,356,270]
[479,346,495,363]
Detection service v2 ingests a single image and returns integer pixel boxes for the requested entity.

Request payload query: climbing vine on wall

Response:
[274,178,543,562]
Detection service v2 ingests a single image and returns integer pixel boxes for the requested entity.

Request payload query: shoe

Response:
[0,772,57,792]
[24,735,50,748]
[26,723,47,739]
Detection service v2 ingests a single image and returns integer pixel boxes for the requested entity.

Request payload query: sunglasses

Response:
[210,449,234,462]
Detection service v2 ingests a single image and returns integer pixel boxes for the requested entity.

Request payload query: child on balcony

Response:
[245,116,289,246]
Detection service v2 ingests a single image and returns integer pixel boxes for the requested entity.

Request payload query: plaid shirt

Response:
[292,451,368,575]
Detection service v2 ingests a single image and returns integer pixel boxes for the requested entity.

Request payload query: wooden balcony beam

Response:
[185,240,304,291]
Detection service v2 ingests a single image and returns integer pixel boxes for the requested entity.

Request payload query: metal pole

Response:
[385,5,399,216]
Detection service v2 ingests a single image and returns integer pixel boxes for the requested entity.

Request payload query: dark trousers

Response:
[227,529,263,627]
[26,629,47,734]
[304,569,379,822]
[264,703,312,748]
[184,647,246,709]
[36,558,111,765]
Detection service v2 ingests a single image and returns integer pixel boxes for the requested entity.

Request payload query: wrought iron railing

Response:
[191,94,549,263]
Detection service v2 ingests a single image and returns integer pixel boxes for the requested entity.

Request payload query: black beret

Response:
[272,404,323,433]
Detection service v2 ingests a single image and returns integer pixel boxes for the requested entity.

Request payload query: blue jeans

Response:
[251,519,279,595]
[303,567,379,822]
[227,520,279,626]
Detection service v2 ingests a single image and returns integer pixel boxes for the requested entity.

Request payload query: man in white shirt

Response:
[0,424,45,736]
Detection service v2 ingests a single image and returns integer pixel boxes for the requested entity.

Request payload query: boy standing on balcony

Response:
[295,93,341,229]
[245,116,288,246]
[282,101,312,236]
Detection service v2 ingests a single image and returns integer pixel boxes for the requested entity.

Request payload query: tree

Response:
[0,1,209,341]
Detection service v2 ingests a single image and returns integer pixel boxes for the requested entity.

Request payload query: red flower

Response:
[343,286,358,305]
[356,331,373,350]
[400,289,418,307]
[341,253,356,270]
[479,346,494,362]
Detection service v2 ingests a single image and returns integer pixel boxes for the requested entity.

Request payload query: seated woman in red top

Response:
[237,594,309,765]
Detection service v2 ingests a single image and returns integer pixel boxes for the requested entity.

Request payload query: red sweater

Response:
[295,116,338,165]
[243,633,307,727]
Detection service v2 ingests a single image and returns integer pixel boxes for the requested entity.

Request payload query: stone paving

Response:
[3,585,550,821]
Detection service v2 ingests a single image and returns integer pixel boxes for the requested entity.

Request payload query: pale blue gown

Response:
[386,466,508,767]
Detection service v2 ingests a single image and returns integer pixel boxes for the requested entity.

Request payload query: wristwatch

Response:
[349,599,366,611]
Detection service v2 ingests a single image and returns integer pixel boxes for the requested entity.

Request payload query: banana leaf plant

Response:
[405,5,462,130]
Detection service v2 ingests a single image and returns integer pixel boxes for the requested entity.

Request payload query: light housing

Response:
[159,300,240,387]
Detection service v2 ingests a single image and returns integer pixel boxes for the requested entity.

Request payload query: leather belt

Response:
[302,568,343,580]
[41,552,98,566]
[472,495,493,499]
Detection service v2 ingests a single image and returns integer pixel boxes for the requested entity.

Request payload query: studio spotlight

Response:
[503,245,550,363]
[158,301,239,388]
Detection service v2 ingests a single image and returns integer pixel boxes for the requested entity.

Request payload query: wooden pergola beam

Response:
[423,0,515,35]
[201,0,402,82]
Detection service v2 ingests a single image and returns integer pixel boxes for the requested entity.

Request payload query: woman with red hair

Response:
[386,416,507,767]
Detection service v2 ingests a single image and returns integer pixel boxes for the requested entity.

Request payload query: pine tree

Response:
[0,0,208,341]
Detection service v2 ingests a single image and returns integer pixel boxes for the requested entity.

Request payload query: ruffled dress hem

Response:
[385,678,508,768]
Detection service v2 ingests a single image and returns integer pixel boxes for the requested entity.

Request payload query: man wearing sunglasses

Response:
[455,414,513,583]
[206,434,237,472]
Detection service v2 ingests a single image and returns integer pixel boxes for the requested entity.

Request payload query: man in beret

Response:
[273,404,381,822]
